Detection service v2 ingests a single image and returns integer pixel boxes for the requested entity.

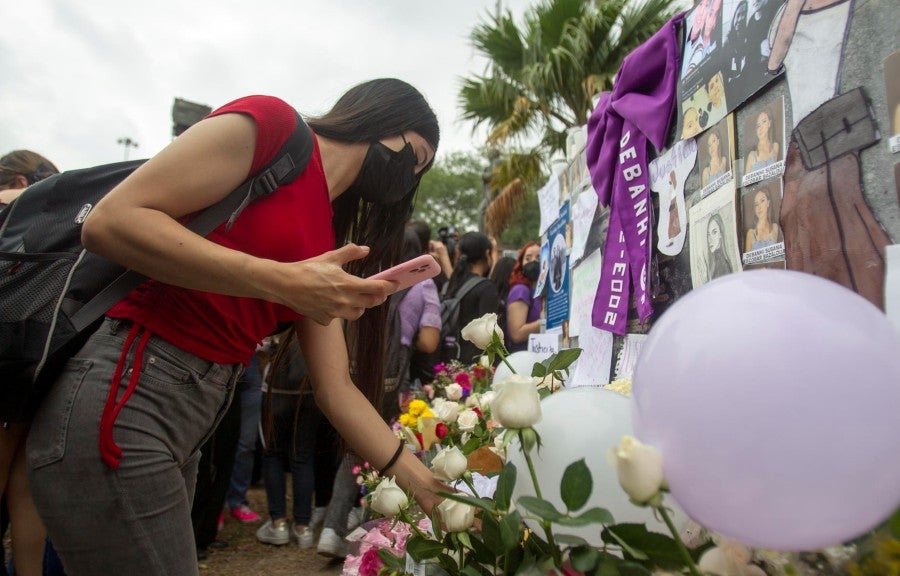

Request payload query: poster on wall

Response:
[740,94,786,186]
[534,241,550,299]
[676,0,786,140]
[688,180,741,288]
[885,50,900,153]
[545,201,570,330]
[569,177,598,264]
[697,114,735,198]
[648,139,698,256]
[741,180,785,265]
[537,174,561,236]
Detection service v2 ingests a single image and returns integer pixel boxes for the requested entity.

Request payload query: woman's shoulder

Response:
[208,95,298,172]
[507,283,533,302]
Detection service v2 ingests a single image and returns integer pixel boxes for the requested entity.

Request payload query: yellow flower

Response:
[399,413,417,427]
[408,400,429,417]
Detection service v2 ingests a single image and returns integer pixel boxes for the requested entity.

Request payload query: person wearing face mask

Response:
[504,242,543,353]
[24,79,448,576]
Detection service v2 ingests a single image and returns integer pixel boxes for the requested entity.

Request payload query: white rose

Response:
[457,409,480,432]
[465,393,480,408]
[479,355,491,368]
[445,383,463,401]
[460,313,503,350]
[431,397,446,412]
[430,446,469,482]
[608,435,665,504]
[437,498,476,532]
[435,400,460,424]
[490,374,542,429]
[699,541,767,576]
[369,477,409,518]
[490,433,507,461]
[479,390,496,410]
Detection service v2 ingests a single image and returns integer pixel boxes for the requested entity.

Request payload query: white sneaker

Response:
[310,506,327,530]
[317,527,347,559]
[346,507,364,531]
[256,519,290,546]
[292,524,315,549]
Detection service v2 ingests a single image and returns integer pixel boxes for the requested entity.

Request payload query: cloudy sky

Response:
[1,0,532,171]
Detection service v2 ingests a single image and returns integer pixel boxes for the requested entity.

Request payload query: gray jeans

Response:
[26,318,242,576]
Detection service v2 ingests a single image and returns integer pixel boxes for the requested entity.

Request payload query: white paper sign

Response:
[537,174,561,236]
[570,325,613,387]
[614,333,647,380]
[528,333,560,356]
[569,183,598,263]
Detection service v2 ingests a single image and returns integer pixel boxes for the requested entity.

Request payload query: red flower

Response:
[473,366,485,379]
[435,422,448,439]
[472,407,483,419]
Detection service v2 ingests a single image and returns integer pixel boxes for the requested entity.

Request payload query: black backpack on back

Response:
[438,276,489,363]
[381,286,413,423]
[0,113,314,421]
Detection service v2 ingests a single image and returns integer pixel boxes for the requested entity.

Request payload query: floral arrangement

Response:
[344,313,900,576]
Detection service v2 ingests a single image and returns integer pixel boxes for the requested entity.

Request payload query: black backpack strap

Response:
[453,276,489,302]
[70,112,313,332]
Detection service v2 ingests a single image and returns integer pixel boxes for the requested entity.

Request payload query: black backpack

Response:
[438,276,489,363]
[381,286,413,423]
[0,113,314,422]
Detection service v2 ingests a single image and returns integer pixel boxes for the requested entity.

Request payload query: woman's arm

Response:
[428,241,453,280]
[297,317,446,512]
[506,299,540,344]
[82,112,392,324]
[415,327,440,353]
[768,0,805,72]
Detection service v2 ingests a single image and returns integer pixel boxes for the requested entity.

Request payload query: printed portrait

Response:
[741,95,785,176]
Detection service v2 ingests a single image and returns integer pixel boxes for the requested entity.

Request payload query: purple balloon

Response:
[632,270,900,550]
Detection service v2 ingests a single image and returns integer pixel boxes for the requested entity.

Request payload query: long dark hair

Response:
[306,78,439,407]
[446,232,492,296]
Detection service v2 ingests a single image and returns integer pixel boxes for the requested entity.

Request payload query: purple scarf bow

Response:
[585,13,684,335]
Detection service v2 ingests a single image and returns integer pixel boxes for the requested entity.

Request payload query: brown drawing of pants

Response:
[780,138,892,309]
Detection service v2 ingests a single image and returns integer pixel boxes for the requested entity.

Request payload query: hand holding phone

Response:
[369,254,440,293]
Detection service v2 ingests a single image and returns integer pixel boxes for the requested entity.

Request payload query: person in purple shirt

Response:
[505,242,543,353]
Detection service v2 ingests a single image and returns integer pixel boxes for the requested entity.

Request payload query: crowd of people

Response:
[0,79,543,576]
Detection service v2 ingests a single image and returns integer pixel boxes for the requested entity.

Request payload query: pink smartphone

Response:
[369,254,441,292]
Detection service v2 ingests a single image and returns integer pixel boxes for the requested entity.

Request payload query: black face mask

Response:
[355,140,418,205]
[523,261,540,282]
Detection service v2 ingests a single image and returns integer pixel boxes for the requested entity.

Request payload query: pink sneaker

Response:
[229,504,261,523]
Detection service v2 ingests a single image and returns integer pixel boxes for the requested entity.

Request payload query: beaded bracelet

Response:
[378,438,405,477]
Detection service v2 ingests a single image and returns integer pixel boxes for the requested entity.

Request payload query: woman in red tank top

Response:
[25,79,446,575]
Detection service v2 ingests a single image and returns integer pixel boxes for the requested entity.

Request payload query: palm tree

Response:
[460,0,680,237]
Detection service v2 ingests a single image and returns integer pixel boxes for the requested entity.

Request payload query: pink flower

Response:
[358,548,384,576]
[454,372,471,389]
[423,384,435,399]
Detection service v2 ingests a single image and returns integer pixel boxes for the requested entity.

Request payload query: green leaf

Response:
[554,533,590,547]
[560,459,592,511]
[500,510,524,550]
[430,507,444,541]
[406,535,446,560]
[548,348,582,372]
[556,507,614,527]
[376,548,405,569]
[494,462,517,510]
[462,566,485,576]
[604,527,648,560]
[531,362,548,377]
[890,507,900,538]
[516,495,565,521]
[457,530,474,550]
[601,523,683,569]
[617,561,653,576]
[438,552,459,573]
[571,545,602,572]
[480,512,504,552]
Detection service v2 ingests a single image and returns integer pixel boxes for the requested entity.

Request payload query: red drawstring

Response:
[99,323,151,469]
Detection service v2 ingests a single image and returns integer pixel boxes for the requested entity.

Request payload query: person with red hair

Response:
[504,242,543,353]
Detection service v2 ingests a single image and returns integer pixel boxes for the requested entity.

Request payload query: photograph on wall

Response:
[680,0,724,81]
[649,139,698,256]
[741,94,785,186]
[688,180,741,288]
[885,50,900,153]
[546,201,571,330]
[698,114,736,197]
[675,0,786,141]
[741,180,785,266]
[534,241,550,299]
[719,0,785,105]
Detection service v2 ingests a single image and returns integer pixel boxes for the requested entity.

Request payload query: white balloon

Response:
[507,387,688,546]
[492,351,545,385]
